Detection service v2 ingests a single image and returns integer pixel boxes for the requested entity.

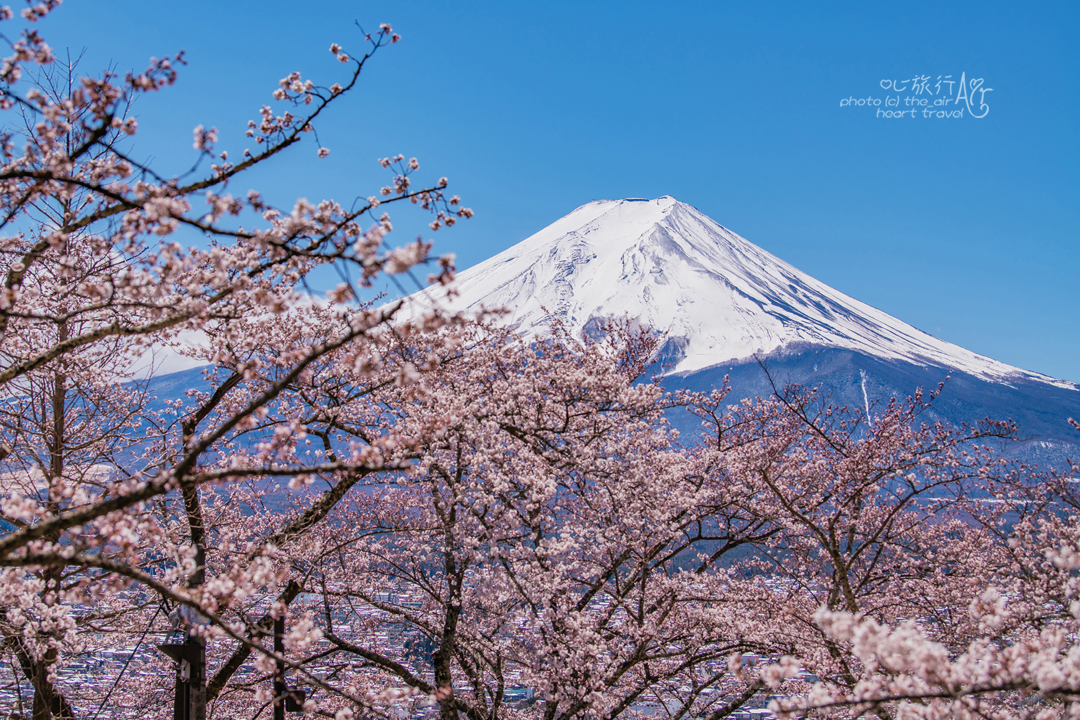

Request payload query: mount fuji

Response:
[410,196,1080,456]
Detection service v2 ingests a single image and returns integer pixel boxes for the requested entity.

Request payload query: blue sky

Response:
[37,1,1080,381]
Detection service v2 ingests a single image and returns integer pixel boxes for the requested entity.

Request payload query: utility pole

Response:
[159,608,207,720]
[273,615,306,718]
[274,616,286,720]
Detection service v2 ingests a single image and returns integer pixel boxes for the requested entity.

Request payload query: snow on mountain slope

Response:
[407,196,1075,390]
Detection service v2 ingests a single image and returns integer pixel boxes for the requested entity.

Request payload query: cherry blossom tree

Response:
[0,233,155,717]
[722,387,1080,719]
[0,3,471,717]
[272,322,776,720]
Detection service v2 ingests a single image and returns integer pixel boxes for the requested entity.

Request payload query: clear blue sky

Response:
[36,1,1080,381]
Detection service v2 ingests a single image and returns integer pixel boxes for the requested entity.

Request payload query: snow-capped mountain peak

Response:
[411,196,1073,390]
